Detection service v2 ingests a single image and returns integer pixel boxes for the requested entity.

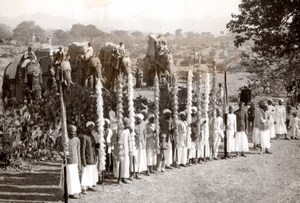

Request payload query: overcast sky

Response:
[0,0,241,34]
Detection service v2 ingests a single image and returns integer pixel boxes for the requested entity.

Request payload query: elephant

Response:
[99,43,131,91]
[77,55,102,90]
[143,34,175,87]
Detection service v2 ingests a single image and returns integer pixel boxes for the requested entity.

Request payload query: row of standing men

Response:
[63,99,298,199]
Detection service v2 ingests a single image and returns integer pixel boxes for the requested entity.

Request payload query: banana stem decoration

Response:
[116,75,124,161]
[127,73,136,154]
[154,73,160,152]
[96,79,106,171]
[171,73,179,139]
[202,71,210,158]
[186,69,193,141]
[196,73,202,152]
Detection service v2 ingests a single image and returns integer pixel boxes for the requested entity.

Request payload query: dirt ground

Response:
[1,138,299,203]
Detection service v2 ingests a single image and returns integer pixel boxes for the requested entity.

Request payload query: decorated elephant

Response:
[99,42,131,91]
[144,34,175,87]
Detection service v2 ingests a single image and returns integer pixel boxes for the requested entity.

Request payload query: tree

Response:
[0,23,12,40]
[227,0,300,94]
[70,23,87,41]
[227,0,300,60]
[52,29,74,46]
[85,24,104,41]
[13,21,46,43]
[131,31,144,38]
[175,29,183,38]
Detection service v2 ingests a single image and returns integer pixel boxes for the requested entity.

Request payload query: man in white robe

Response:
[114,118,131,184]
[145,114,157,175]
[275,99,288,140]
[176,112,188,167]
[212,110,224,160]
[226,106,236,158]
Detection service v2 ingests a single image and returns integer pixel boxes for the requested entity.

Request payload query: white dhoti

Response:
[177,147,187,165]
[66,164,81,195]
[81,164,97,189]
[146,148,157,166]
[188,142,196,159]
[204,136,210,158]
[164,139,173,166]
[252,127,260,144]
[235,131,249,152]
[269,119,276,139]
[275,122,287,135]
[114,156,130,178]
[291,126,300,138]
[260,129,271,149]
[226,129,235,153]
[136,147,147,172]
[213,136,221,158]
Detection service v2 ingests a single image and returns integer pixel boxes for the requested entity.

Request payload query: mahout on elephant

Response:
[99,42,131,91]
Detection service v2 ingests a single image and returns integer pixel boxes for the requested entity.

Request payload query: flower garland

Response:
[154,73,160,152]
[116,75,124,161]
[96,79,106,171]
[186,69,193,140]
[201,71,210,156]
[127,73,136,154]
[171,73,179,136]
[196,73,202,149]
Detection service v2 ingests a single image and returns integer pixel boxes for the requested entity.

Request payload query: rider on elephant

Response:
[21,47,37,68]
[114,42,126,70]
[84,42,94,61]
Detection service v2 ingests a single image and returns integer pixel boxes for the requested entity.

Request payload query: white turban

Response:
[104,119,110,124]
[163,109,171,114]
[179,111,186,116]
[86,121,95,127]
[148,114,155,119]
[135,113,144,120]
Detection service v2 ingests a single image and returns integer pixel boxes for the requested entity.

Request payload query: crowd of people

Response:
[63,97,299,199]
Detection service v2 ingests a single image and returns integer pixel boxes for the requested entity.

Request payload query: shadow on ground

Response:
[0,162,64,202]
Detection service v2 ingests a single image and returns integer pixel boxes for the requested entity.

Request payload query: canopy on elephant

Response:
[4,55,23,79]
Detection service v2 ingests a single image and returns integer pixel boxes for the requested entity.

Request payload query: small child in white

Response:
[289,112,300,140]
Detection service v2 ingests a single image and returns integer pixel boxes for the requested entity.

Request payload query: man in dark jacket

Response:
[80,121,98,194]
[66,125,81,199]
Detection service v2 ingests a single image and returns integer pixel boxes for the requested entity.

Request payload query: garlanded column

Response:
[186,69,193,136]
[127,73,136,157]
[196,73,202,157]
[201,71,210,159]
[154,73,160,152]
[116,75,124,161]
[95,79,106,171]
[171,72,179,162]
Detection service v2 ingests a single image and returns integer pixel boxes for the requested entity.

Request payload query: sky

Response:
[0,0,241,34]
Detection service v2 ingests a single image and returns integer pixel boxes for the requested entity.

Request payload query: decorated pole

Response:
[186,68,193,160]
[127,73,136,174]
[209,64,217,158]
[59,83,69,203]
[201,71,210,160]
[171,72,179,162]
[95,79,106,186]
[116,75,124,182]
[196,72,202,160]
[154,73,160,153]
